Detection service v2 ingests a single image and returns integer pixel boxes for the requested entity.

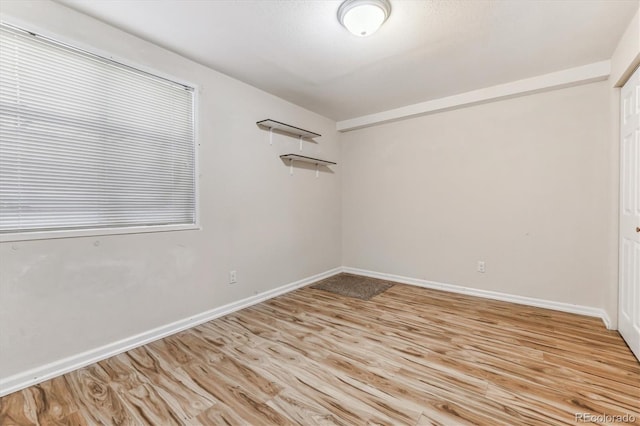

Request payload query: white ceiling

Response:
[57,0,638,121]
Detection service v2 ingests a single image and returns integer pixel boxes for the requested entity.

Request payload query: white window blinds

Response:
[0,24,196,234]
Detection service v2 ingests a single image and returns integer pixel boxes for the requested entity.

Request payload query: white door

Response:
[619,65,640,361]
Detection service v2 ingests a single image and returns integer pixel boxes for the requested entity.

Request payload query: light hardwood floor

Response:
[1,282,639,425]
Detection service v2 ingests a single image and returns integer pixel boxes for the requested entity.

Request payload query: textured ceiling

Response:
[57,0,638,120]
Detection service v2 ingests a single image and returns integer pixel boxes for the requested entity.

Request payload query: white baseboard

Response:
[342,267,613,330]
[0,267,342,397]
[1,265,613,397]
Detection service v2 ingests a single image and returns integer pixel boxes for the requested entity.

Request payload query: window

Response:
[0,24,196,239]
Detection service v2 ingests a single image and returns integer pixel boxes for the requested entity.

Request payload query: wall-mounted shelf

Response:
[257,119,321,139]
[257,119,334,176]
[280,154,336,177]
[280,154,336,166]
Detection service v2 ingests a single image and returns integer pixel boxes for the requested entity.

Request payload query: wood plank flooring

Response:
[1,282,638,425]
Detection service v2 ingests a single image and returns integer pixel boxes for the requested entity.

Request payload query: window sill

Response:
[0,223,201,243]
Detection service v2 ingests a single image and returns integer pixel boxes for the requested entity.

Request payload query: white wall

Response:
[341,82,613,316]
[0,1,341,380]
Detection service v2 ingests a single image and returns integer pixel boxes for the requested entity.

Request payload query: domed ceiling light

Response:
[338,0,392,37]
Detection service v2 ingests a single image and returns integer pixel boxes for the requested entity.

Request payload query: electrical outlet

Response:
[229,270,237,284]
[477,261,486,273]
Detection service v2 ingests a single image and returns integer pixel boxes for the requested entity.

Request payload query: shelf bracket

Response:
[316,163,319,178]
[299,135,303,151]
[289,159,294,176]
[269,128,274,145]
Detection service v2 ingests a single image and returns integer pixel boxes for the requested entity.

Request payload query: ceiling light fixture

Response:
[338,0,391,37]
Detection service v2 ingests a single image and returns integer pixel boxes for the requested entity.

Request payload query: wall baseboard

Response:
[0,267,342,397]
[1,265,614,396]
[342,267,613,330]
